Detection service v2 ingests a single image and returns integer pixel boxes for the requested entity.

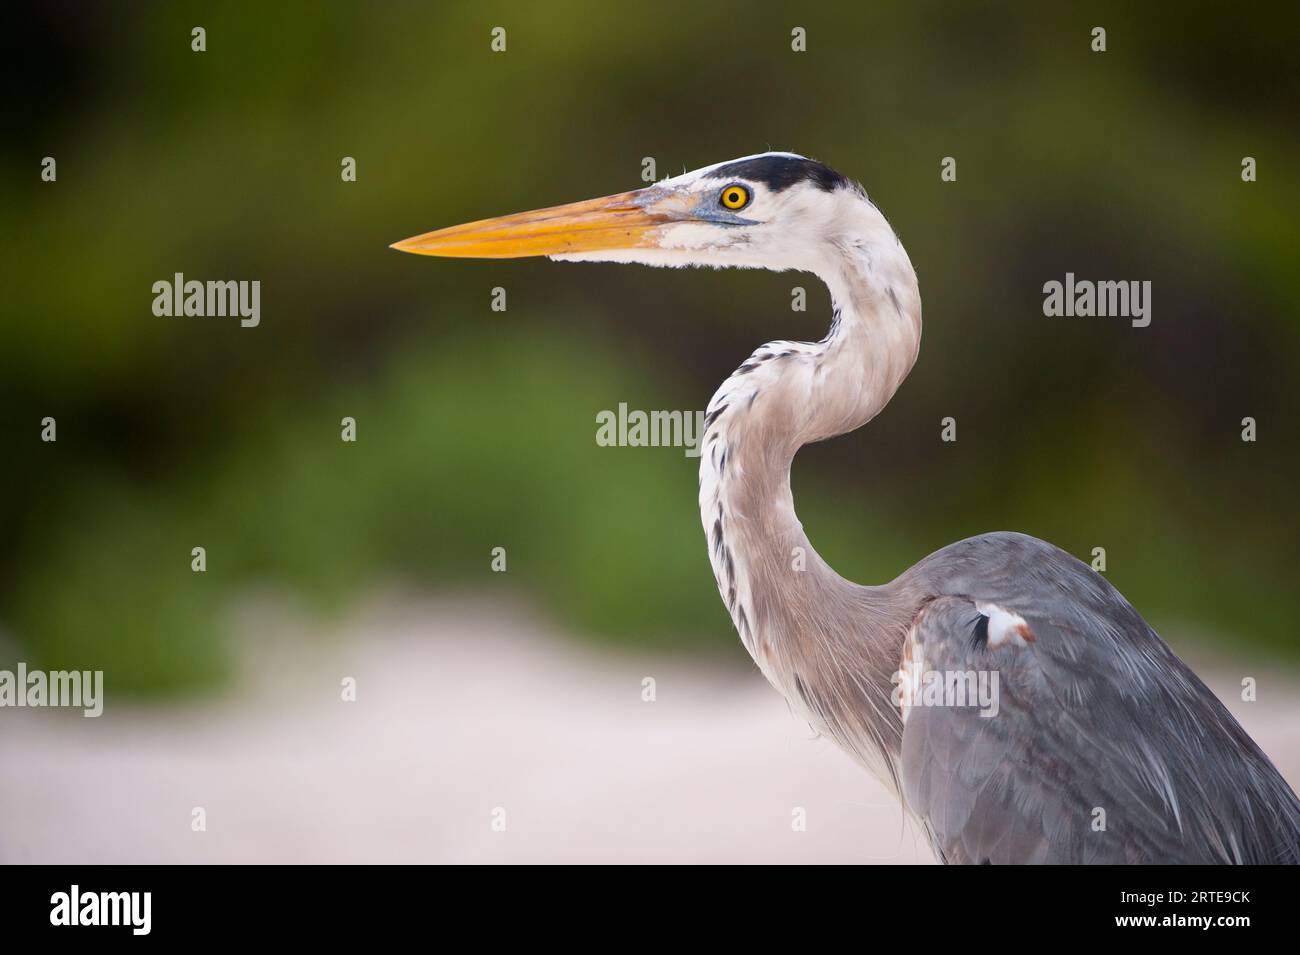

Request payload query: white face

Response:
[549,152,874,277]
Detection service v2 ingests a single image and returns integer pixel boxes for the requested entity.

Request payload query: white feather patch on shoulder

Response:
[975,602,1036,648]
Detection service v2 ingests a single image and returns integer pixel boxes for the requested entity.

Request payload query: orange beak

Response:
[390,189,673,259]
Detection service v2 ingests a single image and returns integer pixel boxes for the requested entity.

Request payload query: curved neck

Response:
[697,227,921,663]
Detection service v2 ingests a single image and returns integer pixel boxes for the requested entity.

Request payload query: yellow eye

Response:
[720,184,750,210]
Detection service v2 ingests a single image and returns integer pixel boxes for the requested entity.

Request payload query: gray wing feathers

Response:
[898,532,1300,864]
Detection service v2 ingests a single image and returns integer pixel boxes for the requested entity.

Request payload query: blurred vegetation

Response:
[1,2,1297,693]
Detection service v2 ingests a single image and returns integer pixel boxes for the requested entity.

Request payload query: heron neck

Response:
[697,241,921,662]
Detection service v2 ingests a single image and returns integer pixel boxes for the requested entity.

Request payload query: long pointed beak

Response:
[390,188,672,259]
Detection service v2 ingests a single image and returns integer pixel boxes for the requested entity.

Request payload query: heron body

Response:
[394,151,1300,863]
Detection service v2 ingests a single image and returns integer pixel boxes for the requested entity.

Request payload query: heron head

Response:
[391,152,881,277]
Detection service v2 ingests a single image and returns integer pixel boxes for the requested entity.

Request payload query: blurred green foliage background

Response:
[2,2,1297,693]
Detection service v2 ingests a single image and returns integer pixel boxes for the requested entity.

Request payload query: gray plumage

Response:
[679,155,1300,864]
[899,533,1300,863]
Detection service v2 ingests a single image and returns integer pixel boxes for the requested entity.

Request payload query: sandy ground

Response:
[2,596,1297,864]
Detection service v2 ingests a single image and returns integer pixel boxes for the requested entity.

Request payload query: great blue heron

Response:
[393,152,1300,863]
